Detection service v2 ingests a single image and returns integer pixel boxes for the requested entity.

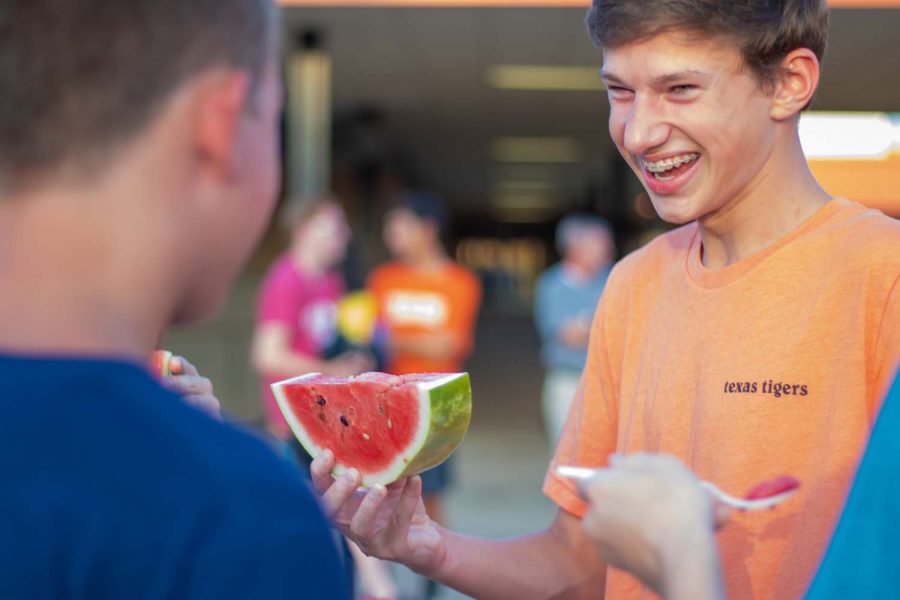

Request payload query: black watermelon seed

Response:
[316,396,326,406]
[340,416,350,427]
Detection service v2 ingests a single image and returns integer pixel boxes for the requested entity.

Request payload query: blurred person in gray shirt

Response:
[534,214,615,448]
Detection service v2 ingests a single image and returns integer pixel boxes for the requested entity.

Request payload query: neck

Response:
[0,184,181,361]
[697,133,830,269]
[291,245,329,275]
[403,244,447,271]
[562,259,601,281]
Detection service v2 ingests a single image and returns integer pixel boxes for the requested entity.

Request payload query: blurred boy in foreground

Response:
[0,0,350,597]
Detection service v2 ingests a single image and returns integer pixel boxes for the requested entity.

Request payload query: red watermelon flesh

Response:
[744,476,801,500]
[273,371,472,486]
[151,350,173,378]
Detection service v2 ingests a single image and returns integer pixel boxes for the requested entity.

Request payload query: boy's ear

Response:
[770,48,820,121]
[191,71,251,180]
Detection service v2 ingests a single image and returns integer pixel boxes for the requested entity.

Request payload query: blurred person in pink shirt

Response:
[252,196,372,442]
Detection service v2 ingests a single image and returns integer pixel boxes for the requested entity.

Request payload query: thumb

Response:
[712,500,732,530]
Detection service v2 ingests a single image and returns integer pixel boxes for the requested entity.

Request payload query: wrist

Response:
[658,524,723,600]
[407,524,452,580]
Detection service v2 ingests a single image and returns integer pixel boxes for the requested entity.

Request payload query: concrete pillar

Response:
[286,29,332,198]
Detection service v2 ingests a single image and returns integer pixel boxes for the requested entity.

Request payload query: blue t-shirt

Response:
[533,263,610,371]
[805,369,900,598]
[0,354,351,599]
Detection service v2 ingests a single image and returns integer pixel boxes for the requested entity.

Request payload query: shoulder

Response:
[815,200,900,280]
[537,263,564,286]
[367,262,403,288]
[839,200,900,247]
[259,255,301,292]
[446,262,480,289]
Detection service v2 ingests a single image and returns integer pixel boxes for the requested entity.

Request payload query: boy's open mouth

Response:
[641,153,700,181]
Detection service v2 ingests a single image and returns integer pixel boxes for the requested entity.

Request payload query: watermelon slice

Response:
[272,372,472,487]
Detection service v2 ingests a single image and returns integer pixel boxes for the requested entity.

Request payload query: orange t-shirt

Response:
[367,261,482,374]
[544,199,900,600]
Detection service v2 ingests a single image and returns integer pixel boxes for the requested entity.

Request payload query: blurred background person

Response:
[251,197,396,600]
[367,191,482,597]
[252,196,372,449]
[534,214,615,448]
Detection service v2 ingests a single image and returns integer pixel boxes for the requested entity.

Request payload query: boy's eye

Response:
[670,84,697,95]
[607,85,634,98]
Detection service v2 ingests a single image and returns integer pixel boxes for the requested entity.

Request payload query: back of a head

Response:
[0,0,276,195]
[586,0,829,88]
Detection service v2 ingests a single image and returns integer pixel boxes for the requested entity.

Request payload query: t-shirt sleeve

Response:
[542,282,622,517]
[872,274,900,409]
[257,264,303,327]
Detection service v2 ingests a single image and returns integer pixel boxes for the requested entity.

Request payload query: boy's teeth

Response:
[643,153,699,173]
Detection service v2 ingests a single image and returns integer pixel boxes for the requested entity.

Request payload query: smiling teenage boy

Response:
[313,1,900,598]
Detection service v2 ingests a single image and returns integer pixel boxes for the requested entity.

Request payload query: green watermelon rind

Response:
[272,372,472,487]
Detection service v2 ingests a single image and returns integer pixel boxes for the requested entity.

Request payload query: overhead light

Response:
[490,137,582,163]
[494,180,557,192]
[492,194,556,210]
[800,112,898,160]
[486,65,604,91]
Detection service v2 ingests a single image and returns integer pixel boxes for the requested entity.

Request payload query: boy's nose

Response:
[622,96,670,157]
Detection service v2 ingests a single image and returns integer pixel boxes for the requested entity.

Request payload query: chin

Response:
[650,196,705,226]
[653,206,697,226]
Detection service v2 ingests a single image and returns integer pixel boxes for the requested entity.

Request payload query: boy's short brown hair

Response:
[586,0,829,86]
[0,0,277,194]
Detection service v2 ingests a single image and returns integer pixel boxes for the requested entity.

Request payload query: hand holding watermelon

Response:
[153,351,222,419]
[310,450,447,576]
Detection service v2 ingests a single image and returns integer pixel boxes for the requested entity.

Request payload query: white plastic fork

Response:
[556,465,799,512]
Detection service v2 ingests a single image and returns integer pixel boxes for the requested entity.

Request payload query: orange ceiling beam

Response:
[279,0,900,7]
[809,154,900,218]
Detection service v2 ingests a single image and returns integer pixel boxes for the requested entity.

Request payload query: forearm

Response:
[254,347,328,378]
[429,525,605,600]
[389,332,457,362]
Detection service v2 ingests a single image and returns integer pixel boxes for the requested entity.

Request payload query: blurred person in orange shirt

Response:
[367,191,482,529]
